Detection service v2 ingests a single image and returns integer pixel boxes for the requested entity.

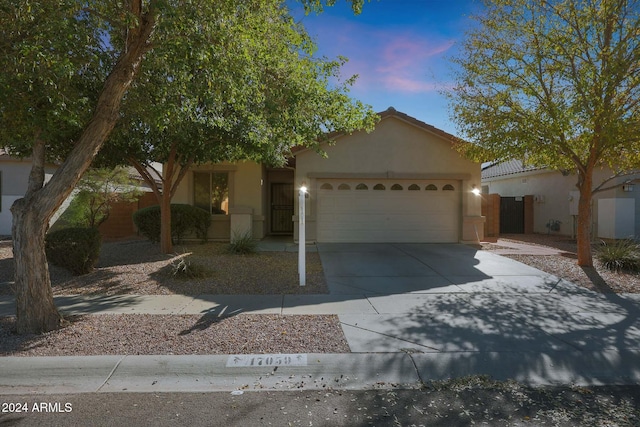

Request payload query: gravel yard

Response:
[0,314,349,356]
[483,234,640,294]
[1,238,341,356]
[0,239,327,296]
[1,234,639,358]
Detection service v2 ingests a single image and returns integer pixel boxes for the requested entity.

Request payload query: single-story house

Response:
[0,149,59,236]
[482,159,640,239]
[171,107,485,243]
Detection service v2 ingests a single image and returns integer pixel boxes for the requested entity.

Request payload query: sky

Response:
[288,0,484,136]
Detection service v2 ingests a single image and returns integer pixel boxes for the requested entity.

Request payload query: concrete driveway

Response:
[314,243,640,384]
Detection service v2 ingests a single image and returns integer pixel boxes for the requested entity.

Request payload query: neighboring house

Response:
[0,149,59,236]
[171,107,485,243]
[0,148,161,238]
[482,159,640,239]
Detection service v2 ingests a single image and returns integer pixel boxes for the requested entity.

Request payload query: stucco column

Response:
[229,206,254,241]
[461,179,485,243]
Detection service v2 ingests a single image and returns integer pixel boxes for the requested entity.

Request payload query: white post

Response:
[298,186,307,286]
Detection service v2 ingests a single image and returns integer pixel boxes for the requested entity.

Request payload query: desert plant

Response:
[226,230,257,254]
[169,255,210,280]
[45,227,102,275]
[56,167,142,229]
[596,239,640,272]
[133,204,210,244]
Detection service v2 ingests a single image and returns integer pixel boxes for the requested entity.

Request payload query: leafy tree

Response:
[448,0,640,266]
[58,167,142,229]
[1,0,368,334]
[101,1,377,253]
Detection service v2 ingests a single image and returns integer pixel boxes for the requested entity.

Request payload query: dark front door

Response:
[500,196,525,234]
[271,183,294,234]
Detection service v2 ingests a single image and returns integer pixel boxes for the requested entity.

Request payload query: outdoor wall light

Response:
[298,185,307,287]
[471,185,481,196]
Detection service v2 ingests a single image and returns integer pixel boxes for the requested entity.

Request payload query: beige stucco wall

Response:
[294,115,484,242]
[171,161,266,240]
[483,167,639,237]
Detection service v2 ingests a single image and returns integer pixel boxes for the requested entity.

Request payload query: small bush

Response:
[133,205,162,242]
[169,255,210,280]
[45,227,102,275]
[172,204,211,243]
[227,230,257,254]
[133,204,211,244]
[596,239,640,272]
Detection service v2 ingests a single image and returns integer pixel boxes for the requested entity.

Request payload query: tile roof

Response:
[481,159,545,179]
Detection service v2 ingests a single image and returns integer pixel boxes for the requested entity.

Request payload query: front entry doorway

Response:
[271,183,294,234]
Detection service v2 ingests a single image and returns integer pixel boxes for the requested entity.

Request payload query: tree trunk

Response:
[576,169,594,267]
[11,198,62,334]
[128,152,194,255]
[160,188,173,253]
[10,6,156,334]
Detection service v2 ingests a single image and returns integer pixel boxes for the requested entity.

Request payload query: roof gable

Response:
[293,107,463,156]
[377,107,461,143]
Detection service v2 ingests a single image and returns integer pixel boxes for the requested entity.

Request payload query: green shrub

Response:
[133,204,211,244]
[596,239,640,272]
[226,230,257,254]
[45,227,102,275]
[171,204,211,243]
[133,205,162,242]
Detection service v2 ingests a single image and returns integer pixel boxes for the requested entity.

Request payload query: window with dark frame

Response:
[193,171,229,215]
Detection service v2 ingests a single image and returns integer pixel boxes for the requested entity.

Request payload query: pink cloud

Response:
[380,76,441,93]
[372,37,455,92]
[306,15,457,95]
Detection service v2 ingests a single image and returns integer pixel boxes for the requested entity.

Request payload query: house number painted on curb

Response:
[226,354,307,367]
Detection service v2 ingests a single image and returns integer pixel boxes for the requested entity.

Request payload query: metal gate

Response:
[500,197,524,234]
[271,183,294,234]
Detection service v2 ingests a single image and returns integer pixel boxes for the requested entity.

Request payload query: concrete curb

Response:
[2,351,640,394]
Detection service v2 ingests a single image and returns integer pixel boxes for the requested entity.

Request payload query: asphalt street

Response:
[2,385,640,426]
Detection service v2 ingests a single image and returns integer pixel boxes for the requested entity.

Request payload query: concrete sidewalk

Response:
[2,242,640,393]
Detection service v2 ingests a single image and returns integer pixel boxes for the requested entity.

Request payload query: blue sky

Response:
[289,0,484,135]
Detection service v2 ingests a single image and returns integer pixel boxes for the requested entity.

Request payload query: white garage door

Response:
[316,179,460,243]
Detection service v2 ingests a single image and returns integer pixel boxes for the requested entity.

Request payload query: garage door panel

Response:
[316,179,460,243]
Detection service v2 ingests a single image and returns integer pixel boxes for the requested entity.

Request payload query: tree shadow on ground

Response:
[147,251,328,296]
[348,279,640,384]
[50,269,136,295]
[581,266,615,293]
[0,291,145,354]
[178,311,225,336]
[95,239,174,267]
